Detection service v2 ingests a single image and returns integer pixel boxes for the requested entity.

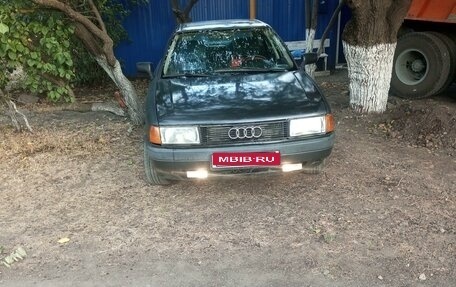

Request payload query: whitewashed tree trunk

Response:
[95,56,144,125]
[305,28,317,77]
[342,41,396,113]
[342,0,412,114]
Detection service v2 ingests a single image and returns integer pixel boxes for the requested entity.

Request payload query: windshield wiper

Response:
[164,72,212,78]
[214,67,289,74]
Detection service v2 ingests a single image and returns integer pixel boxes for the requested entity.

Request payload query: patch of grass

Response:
[322,233,336,244]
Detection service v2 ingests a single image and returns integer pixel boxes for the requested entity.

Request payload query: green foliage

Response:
[0,2,75,101]
[0,0,149,98]
[97,0,149,45]
[71,0,139,86]
[70,0,149,86]
[72,41,110,86]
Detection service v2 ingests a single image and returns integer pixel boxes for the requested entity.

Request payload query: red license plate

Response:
[212,152,281,168]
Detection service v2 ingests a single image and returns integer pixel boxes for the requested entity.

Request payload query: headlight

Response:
[289,115,334,137]
[160,126,200,144]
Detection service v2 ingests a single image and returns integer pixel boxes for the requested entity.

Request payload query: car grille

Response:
[200,120,289,146]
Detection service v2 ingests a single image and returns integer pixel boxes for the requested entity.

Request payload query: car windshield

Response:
[162,27,295,77]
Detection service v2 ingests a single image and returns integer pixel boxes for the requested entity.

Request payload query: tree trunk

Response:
[305,28,316,76]
[343,42,396,113]
[1,89,33,133]
[31,0,145,125]
[95,56,144,125]
[171,0,199,24]
[342,0,412,113]
[305,0,319,77]
[74,23,143,124]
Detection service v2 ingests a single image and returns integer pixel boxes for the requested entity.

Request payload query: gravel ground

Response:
[1,70,455,287]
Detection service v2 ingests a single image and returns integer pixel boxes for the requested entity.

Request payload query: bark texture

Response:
[171,0,199,24]
[343,42,396,113]
[1,89,33,133]
[305,29,317,76]
[304,0,319,77]
[342,0,412,113]
[32,0,144,125]
[343,0,412,46]
[95,56,142,124]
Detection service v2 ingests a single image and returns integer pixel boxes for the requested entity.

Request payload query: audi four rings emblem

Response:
[228,126,263,139]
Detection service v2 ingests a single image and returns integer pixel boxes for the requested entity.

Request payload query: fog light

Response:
[186,170,208,179]
[282,163,303,172]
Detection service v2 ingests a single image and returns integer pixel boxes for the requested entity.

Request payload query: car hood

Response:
[154,71,326,124]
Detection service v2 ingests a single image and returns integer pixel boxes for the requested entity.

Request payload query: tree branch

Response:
[170,0,179,10]
[74,22,104,56]
[32,0,116,66]
[32,0,101,40]
[318,0,346,55]
[310,0,319,30]
[170,0,182,22]
[1,89,33,133]
[305,0,311,29]
[8,100,33,132]
[88,0,107,32]
[170,0,198,23]
[183,0,198,17]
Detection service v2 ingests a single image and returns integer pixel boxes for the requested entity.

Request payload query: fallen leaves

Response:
[57,237,70,244]
[1,247,27,268]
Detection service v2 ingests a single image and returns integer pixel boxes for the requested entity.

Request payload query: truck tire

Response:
[391,32,451,99]
[144,141,172,185]
[397,26,413,38]
[447,33,456,83]
[427,32,456,93]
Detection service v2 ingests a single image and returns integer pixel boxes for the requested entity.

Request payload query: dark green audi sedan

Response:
[139,19,335,185]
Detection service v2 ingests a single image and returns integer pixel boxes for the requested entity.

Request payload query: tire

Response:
[446,32,456,83]
[397,26,414,39]
[302,159,326,174]
[391,32,451,99]
[426,32,456,93]
[143,141,172,185]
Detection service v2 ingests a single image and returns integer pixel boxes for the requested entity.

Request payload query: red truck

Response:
[391,0,456,98]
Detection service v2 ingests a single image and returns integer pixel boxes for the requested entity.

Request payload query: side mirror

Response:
[136,62,153,79]
[301,53,319,65]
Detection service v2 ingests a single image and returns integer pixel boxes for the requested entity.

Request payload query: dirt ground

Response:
[0,70,455,287]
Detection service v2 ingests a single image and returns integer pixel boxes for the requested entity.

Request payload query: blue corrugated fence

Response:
[115,0,344,77]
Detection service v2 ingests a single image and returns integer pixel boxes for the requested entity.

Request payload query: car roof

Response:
[176,19,269,33]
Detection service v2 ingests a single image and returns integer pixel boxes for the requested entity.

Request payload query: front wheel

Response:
[143,141,172,185]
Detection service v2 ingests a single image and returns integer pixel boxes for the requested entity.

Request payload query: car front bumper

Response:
[144,133,335,180]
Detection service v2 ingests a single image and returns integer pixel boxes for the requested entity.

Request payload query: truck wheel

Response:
[449,33,456,83]
[427,32,456,93]
[391,32,451,99]
[143,142,172,185]
[397,26,413,38]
